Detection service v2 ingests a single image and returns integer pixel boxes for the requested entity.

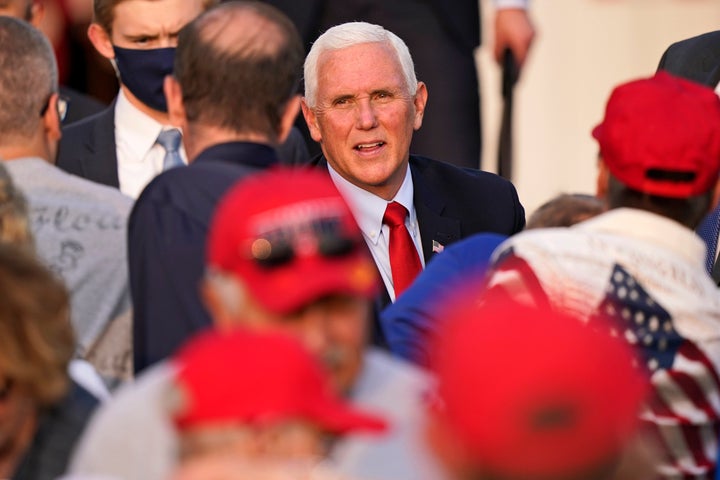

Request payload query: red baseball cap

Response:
[592,71,720,198]
[429,292,649,478]
[172,328,387,434]
[206,168,378,314]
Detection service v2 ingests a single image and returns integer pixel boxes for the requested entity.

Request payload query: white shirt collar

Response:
[327,164,415,245]
[114,89,165,163]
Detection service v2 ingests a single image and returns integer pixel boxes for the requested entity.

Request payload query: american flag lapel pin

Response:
[432,240,445,253]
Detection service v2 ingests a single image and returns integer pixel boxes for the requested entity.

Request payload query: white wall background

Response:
[477,0,720,217]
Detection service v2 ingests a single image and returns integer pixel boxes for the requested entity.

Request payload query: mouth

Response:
[354,141,385,152]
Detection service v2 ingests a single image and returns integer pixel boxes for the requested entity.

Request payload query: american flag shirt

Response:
[486,208,720,479]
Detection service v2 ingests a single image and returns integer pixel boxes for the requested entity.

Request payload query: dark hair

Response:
[606,174,712,229]
[527,194,607,229]
[174,1,304,142]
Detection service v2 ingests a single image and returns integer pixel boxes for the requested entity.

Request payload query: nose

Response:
[355,98,378,130]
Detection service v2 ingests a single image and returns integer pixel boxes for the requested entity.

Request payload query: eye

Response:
[373,91,394,103]
[331,96,354,108]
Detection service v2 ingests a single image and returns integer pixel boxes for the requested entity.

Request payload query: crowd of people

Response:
[0,0,719,479]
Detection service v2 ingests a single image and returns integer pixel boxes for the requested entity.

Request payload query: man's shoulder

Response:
[659,30,720,85]
[409,154,524,232]
[409,154,514,189]
[665,30,720,58]
[60,104,115,143]
[358,349,433,396]
[7,158,130,210]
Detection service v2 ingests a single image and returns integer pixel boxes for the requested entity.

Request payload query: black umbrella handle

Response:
[498,48,519,180]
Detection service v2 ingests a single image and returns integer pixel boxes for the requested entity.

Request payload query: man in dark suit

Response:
[658,31,720,284]
[129,1,305,374]
[56,0,308,199]
[265,0,535,169]
[301,22,526,343]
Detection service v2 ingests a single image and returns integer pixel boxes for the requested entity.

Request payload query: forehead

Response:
[111,0,203,33]
[316,42,406,95]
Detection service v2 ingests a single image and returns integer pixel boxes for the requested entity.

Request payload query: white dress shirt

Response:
[327,164,425,302]
[495,0,529,8]
[114,90,187,199]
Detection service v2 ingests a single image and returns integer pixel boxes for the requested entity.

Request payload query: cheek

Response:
[328,309,368,350]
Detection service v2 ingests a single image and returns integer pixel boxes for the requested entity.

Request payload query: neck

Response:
[0,137,52,164]
[183,123,273,163]
[120,85,170,124]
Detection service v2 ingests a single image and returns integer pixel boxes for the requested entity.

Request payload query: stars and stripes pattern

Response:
[592,265,720,479]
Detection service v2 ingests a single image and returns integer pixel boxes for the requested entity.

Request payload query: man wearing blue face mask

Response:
[55,0,309,199]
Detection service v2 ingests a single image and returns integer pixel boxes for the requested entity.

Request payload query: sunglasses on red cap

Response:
[249,216,361,269]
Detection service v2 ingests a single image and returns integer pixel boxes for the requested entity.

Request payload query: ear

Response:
[27,0,45,27]
[412,82,428,131]
[277,95,301,144]
[301,98,323,143]
[164,75,187,129]
[42,93,62,143]
[710,178,720,213]
[87,23,115,60]
[596,156,610,199]
[200,272,247,331]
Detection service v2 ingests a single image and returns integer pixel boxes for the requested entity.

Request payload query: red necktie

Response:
[383,201,422,298]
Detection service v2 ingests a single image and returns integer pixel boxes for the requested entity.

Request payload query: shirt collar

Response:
[193,142,279,169]
[114,89,165,161]
[327,163,414,245]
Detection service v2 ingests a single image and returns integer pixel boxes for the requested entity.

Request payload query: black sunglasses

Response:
[250,218,359,268]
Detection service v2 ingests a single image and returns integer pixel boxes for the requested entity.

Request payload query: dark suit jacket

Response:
[658,30,720,88]
[56,103,310,188]
[313,154,525,341]
[59,86,106,126]
[657,31,720,284]
[130,142,279,374]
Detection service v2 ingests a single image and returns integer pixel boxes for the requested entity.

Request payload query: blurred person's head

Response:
[0,162,33,249]
[87,0,218,119]
[0,242,74,475]
[593,71,720,229]
[425,292,653,480]
[164,1,304,160]
[0,0,42,25]
[301,21,427,200]
[203,168,378,394]
[0,16,61,163]
[526,193,607,229]
[168,329,385,465]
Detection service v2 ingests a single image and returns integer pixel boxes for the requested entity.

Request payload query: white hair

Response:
[303,21,417,107]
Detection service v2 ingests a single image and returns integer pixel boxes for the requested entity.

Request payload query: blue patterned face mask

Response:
[113,46,176,112]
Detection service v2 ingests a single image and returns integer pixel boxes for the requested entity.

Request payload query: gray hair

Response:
[0,17,58,143]
[303,21,417,108]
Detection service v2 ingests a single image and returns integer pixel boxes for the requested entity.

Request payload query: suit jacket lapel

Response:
[411,162,461,263]
[84,104,120,188]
